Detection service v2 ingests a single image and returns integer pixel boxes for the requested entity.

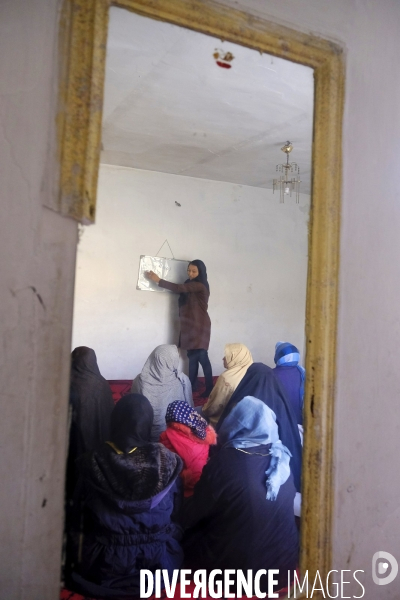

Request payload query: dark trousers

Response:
[187,349,213,393]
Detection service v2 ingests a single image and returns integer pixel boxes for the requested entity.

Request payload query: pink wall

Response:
[0,1,78,598]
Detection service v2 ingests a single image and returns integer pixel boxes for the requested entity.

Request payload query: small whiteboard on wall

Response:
[137,256,189,292]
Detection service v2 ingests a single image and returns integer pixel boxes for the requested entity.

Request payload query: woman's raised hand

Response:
[146,270,161,283]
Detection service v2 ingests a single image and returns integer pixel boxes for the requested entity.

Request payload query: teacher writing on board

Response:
[146,260,213,398]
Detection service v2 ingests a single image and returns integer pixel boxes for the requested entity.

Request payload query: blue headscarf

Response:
[274,342,306,404]
[218,396,292,501]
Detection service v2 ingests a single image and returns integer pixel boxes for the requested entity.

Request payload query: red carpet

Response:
[108,380,133,403]
[108,377,218,407]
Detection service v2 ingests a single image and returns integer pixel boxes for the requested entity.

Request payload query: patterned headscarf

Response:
[166,400,208,440]
[274,342,306,402]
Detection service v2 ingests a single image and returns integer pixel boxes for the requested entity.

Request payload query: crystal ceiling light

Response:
[273,141,301,203]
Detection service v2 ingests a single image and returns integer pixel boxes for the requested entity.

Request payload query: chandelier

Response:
[273,141,301,203]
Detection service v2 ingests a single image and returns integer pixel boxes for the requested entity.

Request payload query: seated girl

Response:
[160,400,217,497]
[181,396,299,593]
[201,343,253,427]
[66,394,184,599]
[216,362,303,493]
[67,346,114,500]
[131,344,193,441]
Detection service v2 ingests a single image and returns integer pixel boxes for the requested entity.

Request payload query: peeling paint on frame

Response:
[58,0,109,222]
[58,0,344,597]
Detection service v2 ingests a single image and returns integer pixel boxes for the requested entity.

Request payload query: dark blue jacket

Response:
[67,442,183,598]
[182,444,299,592]
[217,363,303,492]
[273,365,303,425]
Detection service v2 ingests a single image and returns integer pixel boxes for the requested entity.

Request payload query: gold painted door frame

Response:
[59,0,344,595]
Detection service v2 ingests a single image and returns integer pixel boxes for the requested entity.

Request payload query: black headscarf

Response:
[71,345,102,378]
[110,394,154,453]
[216,362,303,492]
[67,346,114,498]
[179,259,210,307]
[69,347,114,452]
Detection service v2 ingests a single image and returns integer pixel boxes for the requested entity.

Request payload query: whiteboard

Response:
[137,255,189,292]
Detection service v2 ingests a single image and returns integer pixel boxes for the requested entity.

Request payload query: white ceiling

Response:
[101,7,314,193]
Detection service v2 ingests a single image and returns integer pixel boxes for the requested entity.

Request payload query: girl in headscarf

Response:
[182,397,299,593]
[131,344,192,441]
[66,346,114,499]
[202,343,253,427]
[273,341,305,427]
[216,362,303,492]
[146,260,213,398]
[160,400,217,497]
[66,394,184,598]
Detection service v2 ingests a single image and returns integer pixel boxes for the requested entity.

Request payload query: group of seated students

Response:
[65,341,305,599]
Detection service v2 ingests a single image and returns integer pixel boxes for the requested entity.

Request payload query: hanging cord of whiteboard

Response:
[155,239,175,259]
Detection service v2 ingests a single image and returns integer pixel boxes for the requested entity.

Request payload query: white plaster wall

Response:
[0,1,78,599]
[72,165,309,379]
[2,1,400,599]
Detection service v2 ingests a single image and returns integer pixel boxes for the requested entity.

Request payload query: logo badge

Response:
[372,551,398,585]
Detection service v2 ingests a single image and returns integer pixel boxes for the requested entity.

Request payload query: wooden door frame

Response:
[58,0,344,595]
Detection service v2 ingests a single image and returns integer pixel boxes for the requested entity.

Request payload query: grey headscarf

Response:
[131,344,193,441]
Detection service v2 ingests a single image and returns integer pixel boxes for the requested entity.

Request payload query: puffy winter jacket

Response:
[66,442,183,598]
[159,422,217,497]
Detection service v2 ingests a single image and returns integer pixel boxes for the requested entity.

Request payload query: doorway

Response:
[61,0,344,582]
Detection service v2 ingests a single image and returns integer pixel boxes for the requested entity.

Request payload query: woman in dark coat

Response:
[182,397,299,594]
[67,394,184,599]
[273,341,305,427]
[216,362,303,492]
[66,346,115,499]
[147,260,213,397]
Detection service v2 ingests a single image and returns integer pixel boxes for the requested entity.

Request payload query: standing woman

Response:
[147,260,213,398]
